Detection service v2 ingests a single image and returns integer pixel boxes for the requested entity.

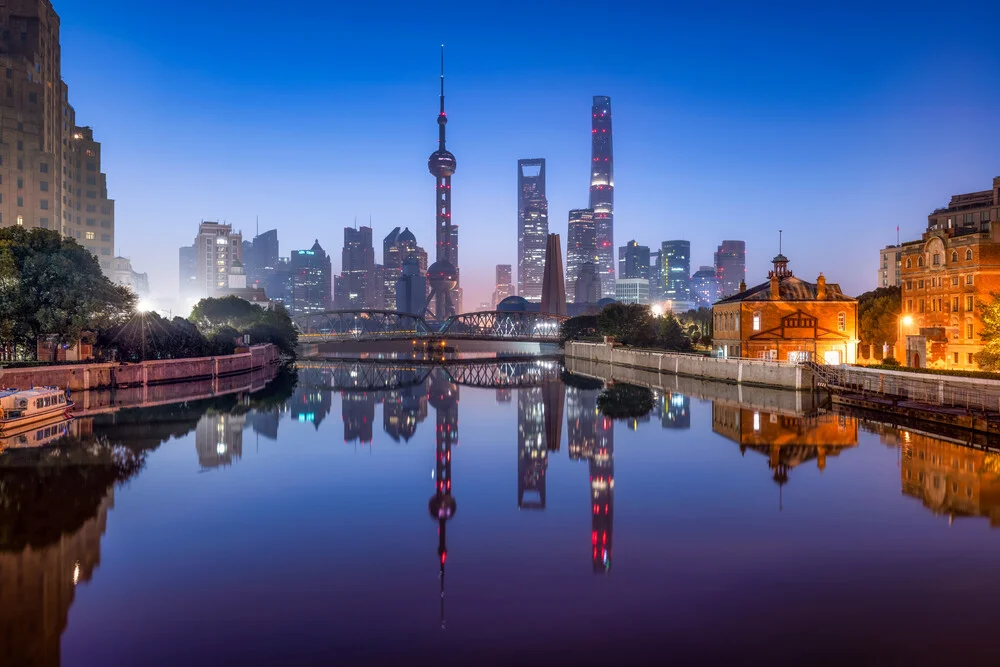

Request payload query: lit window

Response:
[967,296,974,311]
[967,275,974,285]
[15,215,22,226]
[837,312,846,331]
[952,297,958,311]
[967,323,974,339]
[752,312,761,331]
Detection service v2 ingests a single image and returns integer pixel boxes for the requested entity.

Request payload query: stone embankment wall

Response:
[0,344,279,392]
[564,342,814,391]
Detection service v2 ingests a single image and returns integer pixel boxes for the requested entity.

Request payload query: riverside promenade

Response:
[0,344,280,393]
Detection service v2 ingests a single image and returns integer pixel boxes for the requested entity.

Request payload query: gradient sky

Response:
[55,0,1000,310]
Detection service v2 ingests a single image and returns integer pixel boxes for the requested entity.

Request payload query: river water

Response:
[3,360,1000,666]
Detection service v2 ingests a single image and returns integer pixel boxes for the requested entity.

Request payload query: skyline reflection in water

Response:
[2,362,1000,666]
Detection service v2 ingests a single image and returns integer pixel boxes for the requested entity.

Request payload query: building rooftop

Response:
[716,275,854,303]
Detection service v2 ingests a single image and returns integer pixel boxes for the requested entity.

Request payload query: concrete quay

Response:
[564,342,814,391]
[0,344,279,392]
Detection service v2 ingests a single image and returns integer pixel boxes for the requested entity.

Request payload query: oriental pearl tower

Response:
[424,46,459,321]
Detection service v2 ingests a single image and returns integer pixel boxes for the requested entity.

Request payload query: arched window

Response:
[752,311,761,331]
[906,258,912,269]
[966,248,973,261]
[918,256,924,267]
[951,251,958,263]
[837,312,846,332]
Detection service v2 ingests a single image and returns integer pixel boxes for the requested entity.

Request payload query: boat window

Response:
[44,397,50,407]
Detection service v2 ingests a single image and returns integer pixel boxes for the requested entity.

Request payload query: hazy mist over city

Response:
[55,0,1000,310]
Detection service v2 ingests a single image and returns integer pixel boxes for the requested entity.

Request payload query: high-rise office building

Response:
[574,262,602,305]
[566,208,596,303]
[878,244,902,288]
[493,264,513,308]
[540,234,567,316]
[589,96,615,298]
[649,250,663,300]
[619,240,650,279]
[426,48,460,319]
[395,256,427,315]
[193,222,243,299]
[691,265,720,307]
[661,240,692,304]
[517,158,548,302]
[383,228,403,309]
[289,240,332,316]
[715,240,746,297]
[338,226,375,308]
[0,1,115,271]
[245,229,279,288]
[615,278,650,305]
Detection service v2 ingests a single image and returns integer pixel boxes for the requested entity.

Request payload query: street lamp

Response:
[897,314,914,363]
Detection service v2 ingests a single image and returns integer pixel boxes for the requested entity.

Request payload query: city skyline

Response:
[43,0,1000,311]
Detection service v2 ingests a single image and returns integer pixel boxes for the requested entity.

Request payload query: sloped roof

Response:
[716,275,855,304]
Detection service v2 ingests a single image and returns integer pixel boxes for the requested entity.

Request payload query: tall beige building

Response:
[0,0,115,271]
[194,221,243,298]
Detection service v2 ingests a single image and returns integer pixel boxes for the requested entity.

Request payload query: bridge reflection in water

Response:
[8,362,1000,661]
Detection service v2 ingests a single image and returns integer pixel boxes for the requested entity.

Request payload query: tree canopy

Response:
[0,227,135,359]
[975,292,1000,370]
[857,286,901,346]
[189,296,298,357]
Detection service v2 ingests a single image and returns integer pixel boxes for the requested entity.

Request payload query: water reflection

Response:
[7,361,1000,663]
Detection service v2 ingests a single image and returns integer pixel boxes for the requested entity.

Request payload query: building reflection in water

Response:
[195,412,246,469]
[342,391,376,445]
[566,385,614,573]
[383,381,428,443]
[517,387,548,509]
[427,369,459,629]
[290,367,334,430]
[890,430,1000,526]
[659,392,691,429]
[495,388,512,404]
[714,404,858,498]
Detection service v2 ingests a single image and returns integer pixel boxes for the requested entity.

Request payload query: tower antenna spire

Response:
[440,44,445,115]
[779,229,783,254]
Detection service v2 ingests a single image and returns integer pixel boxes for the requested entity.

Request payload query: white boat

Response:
[0,386,72,430]
[0,413,73,451]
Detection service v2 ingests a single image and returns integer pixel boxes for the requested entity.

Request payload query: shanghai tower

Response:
[589,96,615,298]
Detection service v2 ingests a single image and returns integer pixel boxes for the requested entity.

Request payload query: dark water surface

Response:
[4,361,1000,666]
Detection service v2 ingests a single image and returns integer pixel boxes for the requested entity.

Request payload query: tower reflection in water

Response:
[567,385,614,573]
[427,369,458,629]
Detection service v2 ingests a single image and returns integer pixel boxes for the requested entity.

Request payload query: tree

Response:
[598,303,655,346]
[559,314,599,345]
[0,227,135,359]
[597,384,655,420]
[857,286,901,346]
[975,292,1000,370]
[657,313,693,351]
[189,298,298,357]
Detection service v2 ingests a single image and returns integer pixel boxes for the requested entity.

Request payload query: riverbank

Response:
[564,341,814,390]
[0,344,279,392]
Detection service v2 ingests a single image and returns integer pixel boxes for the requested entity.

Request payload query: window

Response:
[932,254,940,265]
[16,196,22,207]
[918,279,924,289]
[85,218,95,226]
[101,233,110,242]
[39,181,48,191]
[951,251,958,263]
[16,139,22,151]
[966,248,973,260]
[40,199,47,210]
[906,258,912,268]
[953,297,959,311]
[967,296,974,311]
[907,299,913,312]
[837,312,846,331]
[39,162,48,174]
[919,300,925,313]
[906,280,912,290]
[918,257,924,267]
[101,248,110,256]
[85,190,96,199]
[982,211,991,223]
[967,275,974,285]
[752,312,761,331]
[968,353,974,364]
[100,219,110,228]
[39,218,48,228]
[85,231,95,240]
[952,276,959,286]
[954,352,959,363]
[967,323,974,339]
[86,204,95,213]
[15,215,22,226]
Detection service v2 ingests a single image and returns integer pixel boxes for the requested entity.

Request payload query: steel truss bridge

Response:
[295,359,563,392]
[294,310,567,343]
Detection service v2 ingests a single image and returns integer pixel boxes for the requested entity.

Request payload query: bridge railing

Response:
[295,309,567,342]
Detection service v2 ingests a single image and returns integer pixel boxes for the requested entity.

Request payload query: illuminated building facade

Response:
[566,208,596,303]
[661,240,692,305]
[619,240,650,280]
[493,264,513,308]
[289,240,332,316]
[589,96,615,298]
[338,225,375,308]
[712,254,859,364]
[517,158,548,302]
[692,265,720,307]
[193,222,243,299]
[899,177,1000,369]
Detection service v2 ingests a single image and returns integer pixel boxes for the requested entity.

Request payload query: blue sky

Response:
[56,0,1000,309]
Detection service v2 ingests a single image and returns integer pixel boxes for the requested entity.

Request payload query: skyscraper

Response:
[517,158,548,301]
[245,229,279,288]
[339,226,375,308]
[493,264,513,308]
[619,240,650,279]
[649,250,663,300]
[691,265,720,307]
[540,234,567,316]
[289,240,332,316]
[661,240,692,305]
[566,208,596,303]
[589,96,615,298]
[715,240,746,297]
[395,256,427,315]
[194,222,243,299]
[0,1,115,271]
[383,227,422,310]
[426,48,460,319]
[574,262,602,305]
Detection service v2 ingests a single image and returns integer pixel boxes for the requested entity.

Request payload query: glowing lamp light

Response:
[651,304,663,317]
[902,315,913,326]
[136,300,152,313]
